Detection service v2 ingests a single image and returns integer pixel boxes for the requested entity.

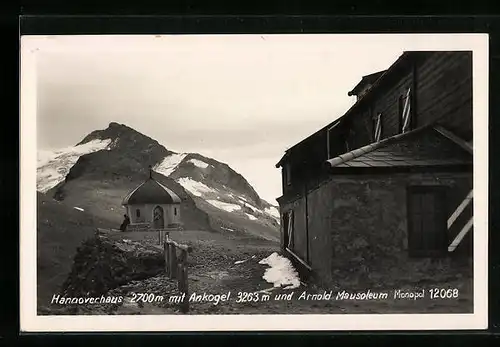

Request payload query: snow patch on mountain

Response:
[242,202,260,213]
[174,175,279,225]
[188,158,210,169]
[37,139,113,193]
[177,177,217,197]
[154,153,188,177]
[246,213,257,221]
[206,200,241,212]
[264,206,280,220]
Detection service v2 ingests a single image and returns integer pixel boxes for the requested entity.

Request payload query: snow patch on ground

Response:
[188,158,210,169]
[259,252,301,289]
[206,200,242,212]
[154,153,188,177]
[246,213,257,221]
[220,226,235,232]
[73,207,84,212]
[37,139,113,193]
[177,177,217,197]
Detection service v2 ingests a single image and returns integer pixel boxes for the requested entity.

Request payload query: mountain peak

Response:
[108,122,128,129]
[77,122,161,148]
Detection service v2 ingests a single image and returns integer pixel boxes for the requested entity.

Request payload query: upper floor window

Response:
[400,88,412,133]
[326,121,340,159]
[285,163,292,186]
[136,209,141,218]
[373,113,383,142]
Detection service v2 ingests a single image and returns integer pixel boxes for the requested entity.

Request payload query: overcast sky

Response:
[32,34,475,203]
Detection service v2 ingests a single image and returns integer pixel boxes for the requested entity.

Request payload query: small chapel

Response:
[122,166,182,231]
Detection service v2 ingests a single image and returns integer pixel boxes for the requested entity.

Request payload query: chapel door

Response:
[153,206,165,229]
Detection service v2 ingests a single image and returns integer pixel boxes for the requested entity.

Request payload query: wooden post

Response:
[169,244,178,279]
[178,249,189,313]
[164,241,170,277]
[163,237,192,312]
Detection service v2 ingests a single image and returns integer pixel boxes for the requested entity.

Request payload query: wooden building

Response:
[275,51,473,286]
[122,167,182,231]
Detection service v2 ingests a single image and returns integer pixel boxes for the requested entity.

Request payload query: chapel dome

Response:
[122,170,181,205]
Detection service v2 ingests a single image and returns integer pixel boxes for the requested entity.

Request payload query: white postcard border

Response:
[20,33,489,332]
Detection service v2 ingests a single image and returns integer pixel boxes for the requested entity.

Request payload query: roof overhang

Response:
[348,70,388,96]
[275,152,290,168]
[324,125,472,171]
[433,125,473,154]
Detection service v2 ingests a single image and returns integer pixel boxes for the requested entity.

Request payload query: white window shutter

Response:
[374,113,382,142]
[402,88,412,133]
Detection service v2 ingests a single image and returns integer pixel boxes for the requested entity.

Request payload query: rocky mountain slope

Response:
[36,191,114,309]
[37,122,280,241]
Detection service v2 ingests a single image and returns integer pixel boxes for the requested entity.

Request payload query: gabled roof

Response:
[122,176,181,205]
[325,125,472,170]
[348,70,387,96]
[276,51,420,166]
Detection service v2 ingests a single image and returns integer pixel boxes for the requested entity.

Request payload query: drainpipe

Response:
[326,129,330,159]
[304,180,309,264]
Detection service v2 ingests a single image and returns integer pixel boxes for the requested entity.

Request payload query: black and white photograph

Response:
[20,33,488,331]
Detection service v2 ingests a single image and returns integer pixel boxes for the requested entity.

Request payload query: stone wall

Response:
[280,171,473,289]
[127,223,151,232]
[329,172,472,289]
[126,223,183,232]
[61,233,165,298]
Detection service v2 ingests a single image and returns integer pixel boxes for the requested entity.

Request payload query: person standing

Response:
[120,214,130,232]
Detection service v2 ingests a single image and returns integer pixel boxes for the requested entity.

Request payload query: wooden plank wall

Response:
[416,51,473,140]
[283,130,329,196]
[373,72,413,139]
[292,198,308,262]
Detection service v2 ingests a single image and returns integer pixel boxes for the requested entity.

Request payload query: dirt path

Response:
[79,230,473,315]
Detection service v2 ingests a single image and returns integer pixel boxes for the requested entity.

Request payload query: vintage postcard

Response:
[20,33,488,332]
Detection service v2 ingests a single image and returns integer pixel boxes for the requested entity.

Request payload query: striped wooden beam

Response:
[448,217,473,252]
[447,190,473,229]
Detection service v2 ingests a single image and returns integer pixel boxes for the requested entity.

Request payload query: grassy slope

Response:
[49,149,279,240]
[48,149,214,231]
[37,192,114,309]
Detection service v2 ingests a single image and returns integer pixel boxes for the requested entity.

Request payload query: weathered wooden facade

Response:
[275,51,473,286]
